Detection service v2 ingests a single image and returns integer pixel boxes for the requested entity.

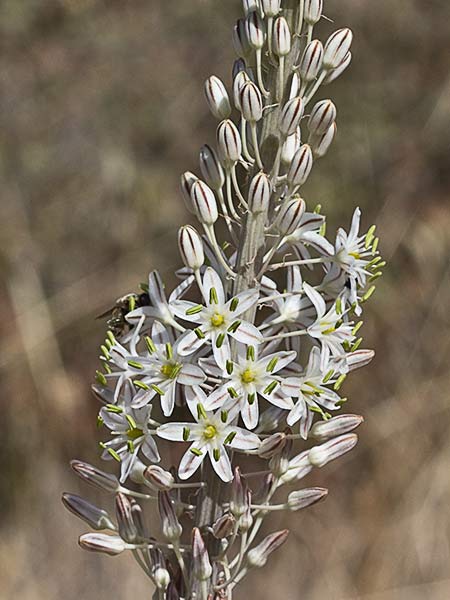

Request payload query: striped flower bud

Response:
[308,100,337,136]
[233,69,250,110]
[304,0,323,25]
[248,171,271,213]
[204,76,232,120]
[212,513,236,539]
[115,492,138,543]
[247,529,289,568]
[217,119,242,168]
[287,487,328,511]
[239,80,263,122]
[279,97,304,137]
[274,197,306,235]
[287,144,313,188]
[289,71,300,99]
[281,127,301,166]
[229,467,247,517]
[243,0,260,15]
[308,433,358,468]
[154,568,171,591]
[144,464,175,491]
[238,489,253,532]
[233,18,252,58]
[131,502,147,539]
[256,406,285,433]
[262,0,281,17]
[323,51,352,85]
[310,122,336,158]
[70,460,119,493]
[62,493,116,531]
[199,144,225,190]
[79,533,126,556]
[273,16,291,57]
[190,180,219,225]
[180,171,199,214]
[253,473,275,504]
[346,349,375,371]
[323,28,353,70]
[245,10,265,50]
[269,430,292,476]
[232,57,247,79]
[258,432,286,459]
[280,449,312,484]
[311,414,364,442]
[298,39,324,84]
[192,528,213,581]
[158,491,182,541]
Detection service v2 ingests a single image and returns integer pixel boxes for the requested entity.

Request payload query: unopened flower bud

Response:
[304,0,323,25]
[279,97,304,138]
[273,17,291,57]
[287,487,328,511]
[131,502,147,539]
[217,119,242,168]
[281,127,301,166]
[70,460,119,493]
[192,528,213,581]
[180,171,199,214]
[248,171,271,213]
[232,58,247,80]
[275,197,306,235]
[115,492,138,543]
[308,100,337,136]
[233,69,250,110]
[243,0,260,15]
[269,429,292,476]
[245,11,265,50]
[190,180,219,225]
[281,449,313,484]
[262,0,281,17]
[298,40,324,84]
[233,18,252,58]
[287,144,313,188]
[212,513,236,539]
[158,491,182,541]
[310,122,336,158]
[238,489,253,532]
[144,464,175,491]
[79,533,126,556]
[247,529,289,568]
[308,433,358,467]
[346,349,375,371]
[62,493,116,531]
[200,144,225,191]
[178,225,205,272]
[253,473,275,504]
[239,80,263,122]
[311,414,364,442]
[229,467,247,517]
[204,76,232,120]
[256,406,285,433]
[129,457,147,485]
[323,51,352,85]
[154,568,171,590]
[258,432,286,459]
[323,28,353,70]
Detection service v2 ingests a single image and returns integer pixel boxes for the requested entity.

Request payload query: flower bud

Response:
[253,473,275,504]
[62,493,116,531]
[346,349,375,371]
[289,72,300,99]
[287,487,328,511]
[248,171,271,214]
[262,0,281,17]
[212,513,236,539]
[323,51,352,85]
[131,501,147,539]
[70,460,119,493]
[192,528,213,580]
[258,432,286,459]
[311,414,364,442]
[115,493,138,543]
[239,80,263,122]
[310,122,336,158]
[200,144,225,191]
[178,225,205,272]
[308,433,358,467]
[269,429,292,476]
[256,406,285,433]
[245,11,265,50]
[243,0,260,15]
[158,491,182,541]
[180,171,198,214]
[204,76,232,120]
[274,197,306,235]
[238,489,253,532]
[308,100,337,136]
[232,58,247,80]
[323,28,353,70]
[154,568,171,590]
[217,119,242,168]
[247,530,289,568]
[273,17,291,57]
[144,464,175,491]
[190,180,219,225]
[280,449,313,484]
[233,69,250,110]
[298,40,324,84]
[233,18,252,58]
[304,0,323,25]
[279,97,304,138]
[229,467,247,517]
[281,127,301,167]
[79,533,126,556]
[287,144,313,188]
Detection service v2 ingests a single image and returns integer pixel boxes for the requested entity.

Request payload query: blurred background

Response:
[1,0,450,598]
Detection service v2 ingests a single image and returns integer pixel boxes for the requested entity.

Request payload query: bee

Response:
[97,291,150,337]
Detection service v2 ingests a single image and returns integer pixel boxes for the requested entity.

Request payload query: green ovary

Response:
[211,313,225,327]
[126,427,144,440]
[160,361,182,379]
[240,368,256,384]
[203,425,218,440]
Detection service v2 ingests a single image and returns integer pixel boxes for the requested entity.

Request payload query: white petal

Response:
[160,383,176,417]
[198,357,224,378]
[287,265,302,293]
[203,267,225,306]
[286,398,307,425]
[177,330,205,356]
[241,398,259,430]
[212,334,231,370]
[229,321,263,345]
[149,271,167,306]
[228,289,259,316]
[142,437,160,462]
[171,300,204,323]
[178,364,206,386]
[301,231,334,256]
[157,422,191,442]
[228,427,260,451]
[151,320,170,346]
[263,387,295,410]
[126,306,160,323]
[209,447,233,482]
[299,409,314,439]
[179,445,206,480]
[169,276,194,303]
[303,282,326,318]
[185,386,208,418]
[258,351,297,373]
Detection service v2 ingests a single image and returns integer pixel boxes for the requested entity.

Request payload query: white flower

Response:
[281,347,341,438]
[172,267,263,369]
[157,387,260,482]
[201,346,296,430]
[282,210,333,261]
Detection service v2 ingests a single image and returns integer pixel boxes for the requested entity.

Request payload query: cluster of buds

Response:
[64,2,382,599]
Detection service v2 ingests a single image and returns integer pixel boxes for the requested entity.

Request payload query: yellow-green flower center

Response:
[160,362,182,379]
[126,427,144,440]
[211,313,225,328]
[349,251,360,259]
[204,425,218,440]
[241,368,256,384]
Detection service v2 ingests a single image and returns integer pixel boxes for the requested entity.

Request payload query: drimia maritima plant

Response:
[63,1,384,598]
